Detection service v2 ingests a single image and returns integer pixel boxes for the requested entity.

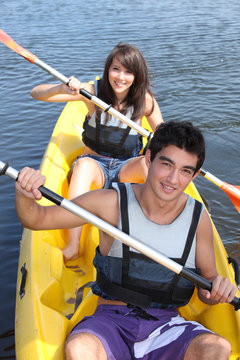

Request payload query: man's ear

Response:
[192,169,200,181]
[145,149,152,169]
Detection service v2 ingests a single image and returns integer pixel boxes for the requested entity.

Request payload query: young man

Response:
[15,121,236,360]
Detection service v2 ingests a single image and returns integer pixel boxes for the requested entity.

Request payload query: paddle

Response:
[1,29,239,214]
[0,160,239,311]
[200,170,240,213]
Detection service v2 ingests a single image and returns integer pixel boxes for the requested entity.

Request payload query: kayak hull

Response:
[15,101,240,359]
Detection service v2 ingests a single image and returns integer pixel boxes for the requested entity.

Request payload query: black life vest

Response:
[92,183,203,308]
[82,80,143,159]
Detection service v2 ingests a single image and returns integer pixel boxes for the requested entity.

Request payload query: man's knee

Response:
[65,332,107,360]
[65,334,80,359]
[184,333,231,360]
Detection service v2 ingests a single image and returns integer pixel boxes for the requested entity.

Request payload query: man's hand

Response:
[198,274,236,304]
[16,167,46,200]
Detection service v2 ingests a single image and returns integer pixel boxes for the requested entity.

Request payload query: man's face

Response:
[145,145,199,202]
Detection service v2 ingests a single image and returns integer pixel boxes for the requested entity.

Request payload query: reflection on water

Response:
[0,330,15,359]
[0,0,240,357]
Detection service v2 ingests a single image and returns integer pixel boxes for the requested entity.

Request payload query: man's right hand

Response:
[16,167,46,200]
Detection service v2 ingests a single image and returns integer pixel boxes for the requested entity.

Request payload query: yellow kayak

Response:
[15,100,240,359]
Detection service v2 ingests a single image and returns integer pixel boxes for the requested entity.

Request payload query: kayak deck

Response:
[15,101,240,359]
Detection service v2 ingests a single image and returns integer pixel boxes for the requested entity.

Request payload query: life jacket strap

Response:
[96,271,151,308]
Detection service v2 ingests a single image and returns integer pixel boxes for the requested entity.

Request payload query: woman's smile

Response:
[108,57,135,98]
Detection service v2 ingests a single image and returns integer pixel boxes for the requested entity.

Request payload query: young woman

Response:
[31,43,164,261]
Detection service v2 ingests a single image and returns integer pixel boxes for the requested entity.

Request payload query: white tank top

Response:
[109,182,204,268]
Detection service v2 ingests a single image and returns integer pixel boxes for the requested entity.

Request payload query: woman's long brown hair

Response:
[97,43,154,122]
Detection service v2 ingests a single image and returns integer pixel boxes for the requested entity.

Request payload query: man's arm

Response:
[195,209,236,305]
[15,167,119,231]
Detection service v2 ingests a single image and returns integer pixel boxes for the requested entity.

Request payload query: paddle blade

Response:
[221,183,240,213]
[0,29,36,63]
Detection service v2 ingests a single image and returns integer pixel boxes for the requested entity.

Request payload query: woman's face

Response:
[108,57,135,99]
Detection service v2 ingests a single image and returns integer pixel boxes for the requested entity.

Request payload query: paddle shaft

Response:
[200,169,225,187]
[1,160,239,310]
[1,29,239,194]
[35,54,240,209]
[1,29,240,210]
[3,33,238,193]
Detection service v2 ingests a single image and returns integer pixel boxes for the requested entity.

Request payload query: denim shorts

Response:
[72,154,133,189]
[69,305,212,360]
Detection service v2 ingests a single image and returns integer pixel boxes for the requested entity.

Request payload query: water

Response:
[0,0,239,357]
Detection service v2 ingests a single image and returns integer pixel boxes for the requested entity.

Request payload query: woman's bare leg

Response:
[119,156,147,184]
[63,158,105,261]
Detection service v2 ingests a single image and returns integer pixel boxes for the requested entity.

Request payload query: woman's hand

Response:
[67,76,85,95]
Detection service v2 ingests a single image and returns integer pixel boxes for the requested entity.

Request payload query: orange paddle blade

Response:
[0,29,36,63]
[221,183,240,213]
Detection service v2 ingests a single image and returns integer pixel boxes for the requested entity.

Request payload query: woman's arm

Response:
[143,93,164,132]
[30,77,95,104]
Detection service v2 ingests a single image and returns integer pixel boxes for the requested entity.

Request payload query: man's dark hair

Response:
[148,121,205,173]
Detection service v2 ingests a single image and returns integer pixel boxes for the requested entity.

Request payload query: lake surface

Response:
[0,0,239,357]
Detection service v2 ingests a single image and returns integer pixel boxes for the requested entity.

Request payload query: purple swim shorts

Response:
[69,305,212,359]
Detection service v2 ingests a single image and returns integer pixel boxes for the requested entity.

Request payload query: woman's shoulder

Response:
[145,91,154,101]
